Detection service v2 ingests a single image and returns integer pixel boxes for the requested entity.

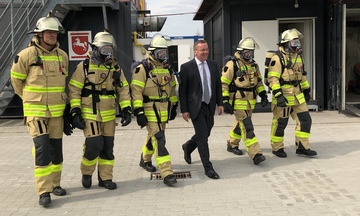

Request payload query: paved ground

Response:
[1,110,360,216]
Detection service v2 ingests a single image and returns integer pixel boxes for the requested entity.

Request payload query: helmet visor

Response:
[155,49,169,61]
[242,49,254,60]
[100,45,113,56]
[290,39,301,47]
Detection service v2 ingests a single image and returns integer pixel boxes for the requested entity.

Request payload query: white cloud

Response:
[145,0,203,37]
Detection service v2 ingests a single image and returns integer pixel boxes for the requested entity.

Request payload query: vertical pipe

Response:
[10,0,14,54]
[102,4,109,30]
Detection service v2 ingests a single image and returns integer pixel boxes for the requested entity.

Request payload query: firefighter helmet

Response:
[148,33,170,51]
[91,31,117,50]
[33,17,65,34]
[236,37,259,51]
[280,28,303,43]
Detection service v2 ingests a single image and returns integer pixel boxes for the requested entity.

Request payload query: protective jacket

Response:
[221,52,266,110]
[131,54,178,122]
[68,54,131,122]
[267,46,310,106]
[10,36,68,117]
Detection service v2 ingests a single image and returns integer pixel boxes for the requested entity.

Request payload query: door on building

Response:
[242,19,316,110]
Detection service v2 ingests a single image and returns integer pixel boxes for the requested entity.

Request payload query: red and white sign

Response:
[68,31,92,61]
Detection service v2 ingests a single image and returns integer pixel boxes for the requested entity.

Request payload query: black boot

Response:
[39,192,51,207]
[272,148,287,158]
[82,175,92,189]
[227,141,243,155]
[139,154,156,172]
[99,179,117,190]
[163,174,177,186]
[253,153,266,165]
[52,186,66,196]
[296,142,317,156]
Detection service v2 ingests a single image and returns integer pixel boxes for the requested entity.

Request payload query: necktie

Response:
[202,62,210,104]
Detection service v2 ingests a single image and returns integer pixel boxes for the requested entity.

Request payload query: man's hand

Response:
[222,96,233,114]
[276,95,288,107]
[168,102,178,121]
[63,104,73,136]
[259,91,269,107]
[303,88,311,103]
[71,107,85,130]
[134,107,148,128]
[182,112,190,122]
[121,106,132,126]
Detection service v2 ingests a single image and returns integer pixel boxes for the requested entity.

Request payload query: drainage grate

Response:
[150,171,192,180]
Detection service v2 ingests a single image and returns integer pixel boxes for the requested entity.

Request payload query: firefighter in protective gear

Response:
[268,28,317,158]
[68,30,132,190]
[131,34,178,186]
[10,17,68,207]
[221,37,268,165]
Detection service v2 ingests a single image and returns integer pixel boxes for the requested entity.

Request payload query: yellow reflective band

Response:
[171,80,177,86]
[23,104,47,109]
[89,64,109,70]
[132,80,145,88]
[151,68,169,74]
[256,86,265,93]
[156,155,171,165]
[272,84,281,91]
[222,91,229,97]
[24,110,46,117]
[40,55,63,61]
[142,145,154,155]
[82,114,97,121]
[24,86,65,93]
[133,100,143,108]
[296,131,310,138]
[221,77,232,85]
[10,71,27,80]
[120,100,131,108]
[51,164,62,173]
[82,157,98,166]
[301,81,310,88]
[244,137,258,147]
[122,80,129,86]
[69,79,84,89]
[233,99,256,110]
[35,166,52,177]
[70,99,81,107]
[98,157,114,166]
[268,71,281,78]
[100,109,116,116]
[48,104,66,110]
[169,96,178,103]
[229,130,241,139]
[271,135,284,143]
[102,116,115,122]
[99,94,116,99]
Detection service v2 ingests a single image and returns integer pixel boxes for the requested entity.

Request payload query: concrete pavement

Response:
[1,110,360,216]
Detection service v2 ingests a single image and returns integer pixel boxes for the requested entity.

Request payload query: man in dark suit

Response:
[178,40,224,179]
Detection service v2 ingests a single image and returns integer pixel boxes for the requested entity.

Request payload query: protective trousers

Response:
[81,119,115,181]
[227,109,262,159]
[26,116,64,195]
[271,102,312,151]
[142,122,173,178]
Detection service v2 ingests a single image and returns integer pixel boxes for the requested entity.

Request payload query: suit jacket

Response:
[179,58,223,119]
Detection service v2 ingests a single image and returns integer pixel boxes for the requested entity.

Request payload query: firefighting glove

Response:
[63,104,73,136]
[134,107,148,128]
[121,106,132,127]
[259,91,269,107]
[276,95,288,107]
[112,70,121,87]
[71,107,85,130]
[168,102,178,121]
[223,96,233,114]
[303,88,311,103]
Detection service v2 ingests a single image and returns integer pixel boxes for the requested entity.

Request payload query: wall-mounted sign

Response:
[68,31,92,61]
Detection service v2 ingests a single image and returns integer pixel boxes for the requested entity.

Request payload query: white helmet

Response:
[280,28,303,43]
[148,33,170,51]
[91,31,117,50]
[33,17,64,34]
[236,37,259,51]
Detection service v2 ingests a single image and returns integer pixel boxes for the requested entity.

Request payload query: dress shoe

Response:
[139,154,156,172]
[182,143,192,164]
[39,192,51,207]
[99,180,117,190]
[82,175,92,188]
[227,141,243,155]
[296,148,317,156]
[253,153,266,165]
[163,174,177,186]
[272,148,287,158]
[205,169,220,179]
[52,186,66,196]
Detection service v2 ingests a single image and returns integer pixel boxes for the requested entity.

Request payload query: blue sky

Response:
[145,0,203,37]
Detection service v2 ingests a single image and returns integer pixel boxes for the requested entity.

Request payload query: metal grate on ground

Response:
[150,171,191,180]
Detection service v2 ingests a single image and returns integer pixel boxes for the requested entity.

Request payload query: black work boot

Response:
[52,186,66,196]
[253,153,266,165]
[99,180,117,190]
[163,174,177,186]
[39,192,51,207]
[272,148,287,158]
[82,175,92,189]
[296,142,317,156]
[227,141,243,155]
[139,154,156,172]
